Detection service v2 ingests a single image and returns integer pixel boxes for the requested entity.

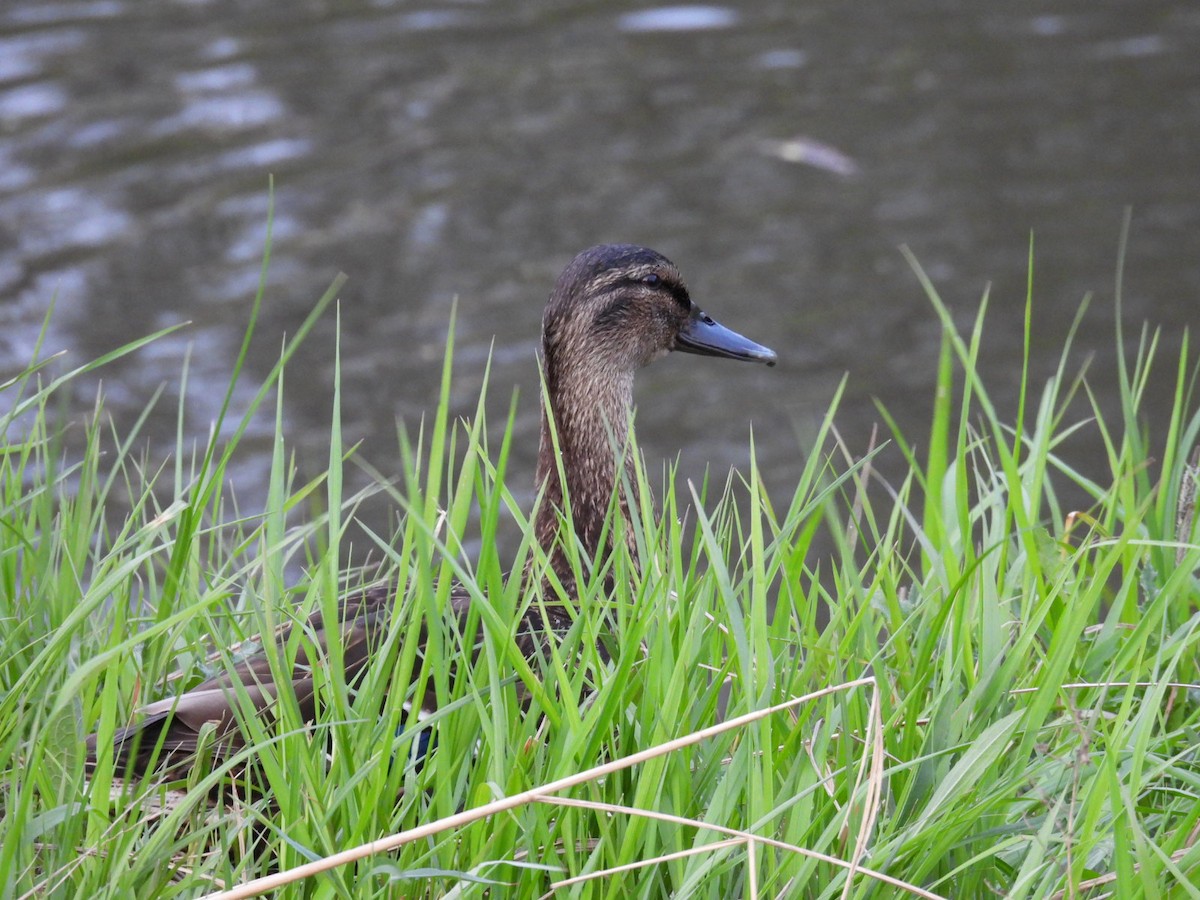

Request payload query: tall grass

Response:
[1,237,1198,898]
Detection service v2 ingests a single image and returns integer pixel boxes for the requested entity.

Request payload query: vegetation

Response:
[1,232,1198,898]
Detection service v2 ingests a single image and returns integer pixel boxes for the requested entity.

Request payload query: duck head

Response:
[534,244,777,591]
[541,244,778,376]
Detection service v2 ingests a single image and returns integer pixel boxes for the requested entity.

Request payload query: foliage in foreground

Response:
[1,248,1198,899]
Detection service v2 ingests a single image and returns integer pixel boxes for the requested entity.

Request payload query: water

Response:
[2,0,1198,540]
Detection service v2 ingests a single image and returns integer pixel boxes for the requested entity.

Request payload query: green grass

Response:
[2,229,1198,898]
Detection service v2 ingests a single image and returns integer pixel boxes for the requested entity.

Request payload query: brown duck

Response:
[86,244,777,777]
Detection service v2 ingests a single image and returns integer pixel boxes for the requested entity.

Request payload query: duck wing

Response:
[86,575,564,779]
[87,582,434,778]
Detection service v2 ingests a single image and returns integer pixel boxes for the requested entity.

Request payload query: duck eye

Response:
[641,274,661,286]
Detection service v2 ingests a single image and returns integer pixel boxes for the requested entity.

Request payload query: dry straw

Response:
[206,675,940,899]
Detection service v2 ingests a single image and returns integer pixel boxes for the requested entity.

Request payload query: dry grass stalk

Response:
[205,677,878,899]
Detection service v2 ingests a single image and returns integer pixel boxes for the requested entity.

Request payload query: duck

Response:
[86,243,777,778]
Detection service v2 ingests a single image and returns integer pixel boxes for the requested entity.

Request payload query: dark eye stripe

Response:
[622,273,691,310]
[666,283,691,309]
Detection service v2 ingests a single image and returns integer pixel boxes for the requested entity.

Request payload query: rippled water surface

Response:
[2,1,1198,531]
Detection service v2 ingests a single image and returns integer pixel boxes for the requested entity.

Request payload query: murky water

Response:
[2,1,1198,537]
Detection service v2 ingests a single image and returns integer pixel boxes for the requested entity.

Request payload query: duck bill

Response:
[676,310,778,366]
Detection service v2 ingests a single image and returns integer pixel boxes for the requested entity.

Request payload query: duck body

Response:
[87,244,776,778]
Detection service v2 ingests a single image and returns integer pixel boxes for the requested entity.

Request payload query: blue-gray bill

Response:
[675,309,778,366]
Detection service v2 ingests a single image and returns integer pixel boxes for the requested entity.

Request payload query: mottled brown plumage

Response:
[86,244,776,778]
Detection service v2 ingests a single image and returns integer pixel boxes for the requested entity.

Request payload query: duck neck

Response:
[533,359,639,591]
